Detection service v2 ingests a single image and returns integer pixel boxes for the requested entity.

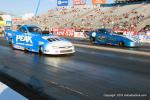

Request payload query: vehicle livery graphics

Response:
[16,35,33,46]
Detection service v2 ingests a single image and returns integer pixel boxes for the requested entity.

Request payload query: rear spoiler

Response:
[4,30,15,36]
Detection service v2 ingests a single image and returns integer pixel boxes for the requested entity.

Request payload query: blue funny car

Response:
[4,25,75,55]
[89,28,140,47]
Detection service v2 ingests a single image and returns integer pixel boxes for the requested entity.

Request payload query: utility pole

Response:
[35,0,41,16]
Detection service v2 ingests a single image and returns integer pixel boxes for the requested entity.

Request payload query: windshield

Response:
[105,29,118,34]
[98,29,115,34]
[105,29,112,33]
[27,26,42,33]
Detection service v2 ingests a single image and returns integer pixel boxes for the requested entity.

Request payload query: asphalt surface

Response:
[69,38,150,52]
[0,37,150,100]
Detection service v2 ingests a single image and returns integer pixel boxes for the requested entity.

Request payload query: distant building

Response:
[0,15,12,29]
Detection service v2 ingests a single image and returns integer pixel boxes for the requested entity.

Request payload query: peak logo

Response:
[16,35,33,44]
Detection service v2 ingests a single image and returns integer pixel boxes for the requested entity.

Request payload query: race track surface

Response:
[0,38,150,100]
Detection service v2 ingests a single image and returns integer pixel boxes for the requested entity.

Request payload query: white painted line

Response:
[74,43,150,56]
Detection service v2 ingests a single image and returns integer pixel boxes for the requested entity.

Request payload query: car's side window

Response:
[19,27,27,33]
[98,30,102,33]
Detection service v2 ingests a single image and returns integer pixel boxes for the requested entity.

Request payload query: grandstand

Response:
[23,1,150,32]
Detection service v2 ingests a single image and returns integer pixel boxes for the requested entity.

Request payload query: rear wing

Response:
[4,30,15,40]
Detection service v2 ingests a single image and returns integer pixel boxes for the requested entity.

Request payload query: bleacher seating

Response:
[23,1,150,32]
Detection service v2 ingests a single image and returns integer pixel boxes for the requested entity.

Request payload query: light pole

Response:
[35,0,41,16]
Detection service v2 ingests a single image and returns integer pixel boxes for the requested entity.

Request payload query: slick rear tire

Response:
[119,41,124,47]
[10,39,14,49]
[8,38,13,46]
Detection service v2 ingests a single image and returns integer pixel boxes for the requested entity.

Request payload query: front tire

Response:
[24,48,29,53]
[39,46,43,55]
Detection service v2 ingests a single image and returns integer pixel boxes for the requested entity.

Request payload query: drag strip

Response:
[0,38,150,100]
[69,38,150,52]
[74,43,150,56]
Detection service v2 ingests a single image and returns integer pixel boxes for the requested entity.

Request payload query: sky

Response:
[0,0,114,16]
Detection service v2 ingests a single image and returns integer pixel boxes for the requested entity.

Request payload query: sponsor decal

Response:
[57,0,68,6]
[39,41,44,45]
[16,35,32,43]
[107,37,116,41]
[73,0,86,5]
[52,28,74,37]
[92,0,106,4]
[98,36,106,41]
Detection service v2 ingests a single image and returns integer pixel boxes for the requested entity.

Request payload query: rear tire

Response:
[119,41,124,47]
[10,39,14,49]
[8,38,13,46]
